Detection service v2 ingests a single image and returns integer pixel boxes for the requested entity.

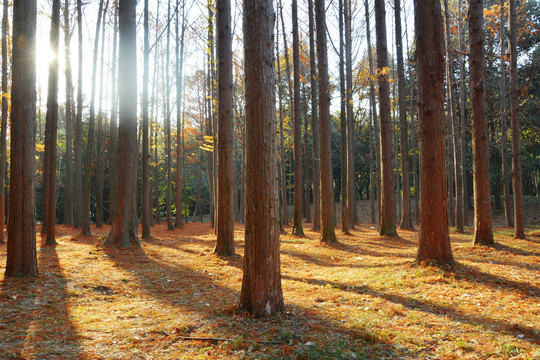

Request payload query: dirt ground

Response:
[1,199,539,359]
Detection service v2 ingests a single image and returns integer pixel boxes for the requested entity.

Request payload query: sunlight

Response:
[36,41,57,66]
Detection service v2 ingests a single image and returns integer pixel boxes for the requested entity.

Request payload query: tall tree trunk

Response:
[415,0,454,264]
[105,0,140,248]
[276,8,288,229]
[165,0,173,230]
[469,0,494,245]
[141,0,151,238]
[215,0,235,256]
[74,0,83,228]
[5,0,38,276]
[175,0,185,228]
[109,5,118,225]
[338,0,348,234]
[345,0,355,229]
[444,0,464,231]
[95,0,108,228]
[308,0,320,231]
[369,108,375,224]
[365,0,381,226]
[239,0,284,316]
[395,0,412,229]
[292,0,304,236]
[316,0,337,243]
[509,0,525,239]
[303,85,311,223]
[152,2,161,225]
[63,0,74,226]
[500,0,513,227]
[82,0,105,235]
[42,0,61,244]
[458,0,469,226]
[374,0,396,236]
[0,0,9,242]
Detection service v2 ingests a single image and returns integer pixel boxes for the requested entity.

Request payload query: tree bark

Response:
[175,0,185,228]
[292,0,304,236]
[374,0,396,236]
[458,0,469,226]
[42,0,61,244]
[141,0,151,238]
[316,0,337,244]
[215,0,235,256]
[105,0,140,248]
[469,0,494,245]
[395,0,412,229]
[308,0,320,231]
[240,0,284,316]
[499,0,513,228]
[509,0,525,239]
[345,0,355,229]
[0,0,9,242]
[165,0,173,230]
[82,0,105,235]
[338,0,348,234]
[276,8,288,229]
[415,0,454,264]
[109,6,118,225]
[5,0,38,276]
[63,0,74,226]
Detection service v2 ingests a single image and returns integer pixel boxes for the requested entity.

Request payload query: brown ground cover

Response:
[1,209,539,359]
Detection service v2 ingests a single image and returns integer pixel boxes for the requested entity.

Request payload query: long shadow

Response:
[281,247,410,269]
[101,245,403,358]
[462,256,540,273]
[0,239,83,359]
[282,274,540,345]
[328,241,415,259]
[492,243,539,257]
[450,262,540,298]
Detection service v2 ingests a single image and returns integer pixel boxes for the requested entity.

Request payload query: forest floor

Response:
[1,202,540,359]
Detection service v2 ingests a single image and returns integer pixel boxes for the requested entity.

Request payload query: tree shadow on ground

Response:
[0,238,83,359]
[282,274,540,345]
[101,245,403,358]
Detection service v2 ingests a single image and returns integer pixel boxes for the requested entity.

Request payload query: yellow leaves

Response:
[36,143,45,152]
[200,135,214,152]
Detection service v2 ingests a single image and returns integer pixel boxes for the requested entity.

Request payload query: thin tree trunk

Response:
[308,0,320,231]
[276,9,288,228]
[5,0,38,276]
[95,0,108,228]
[175,0,185,228]
[303,84,311,224]
[105,0,140,248]
[82,0,105,235]
[165,0,173,230]
[469,0,494,245]
[63,0,74,226]
[509,0,525,239]
[394,0,412,229]
[109,5,118,225]
[141,0,151,238]
[42,0,61,244]
[292,0,304,236]
[0,0,9,242]
[316,0,337,244]
[500,0,513,227]
[415,0,454,264]
[215,0,235,256]
[458,0,469,226]
[369,109,375,224]
[345,0,355,229]
[338,0,348,234]
[374,0,396,236]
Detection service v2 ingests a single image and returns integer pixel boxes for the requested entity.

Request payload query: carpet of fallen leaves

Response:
[1,205,539,359]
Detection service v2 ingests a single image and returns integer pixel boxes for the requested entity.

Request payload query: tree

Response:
[239,0,284,316]
[458,0,469,226]
[292,0,304,236]
[308,0,320,231]
[415,0,454,264]
[0,0,9,243]
[339,0,349,234]
[276,7,288,229]
[105,0,140,248]
[499,0,513,227]
[165,0,173,230]
[42,0,61,244]
[5,0,38,276]
[74,0,83,228]
[316,0,337,244]
[175,0,185,228]
[345,0,355,229]
[395,0,412,229]
[141,0,151,238]
[469,0,494,245]
[82,0,105,235]
[215,0,235,256]
[509,0,525,239]
[374,0,396,236]
[63,0,74,226]
[109,5,119,226]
